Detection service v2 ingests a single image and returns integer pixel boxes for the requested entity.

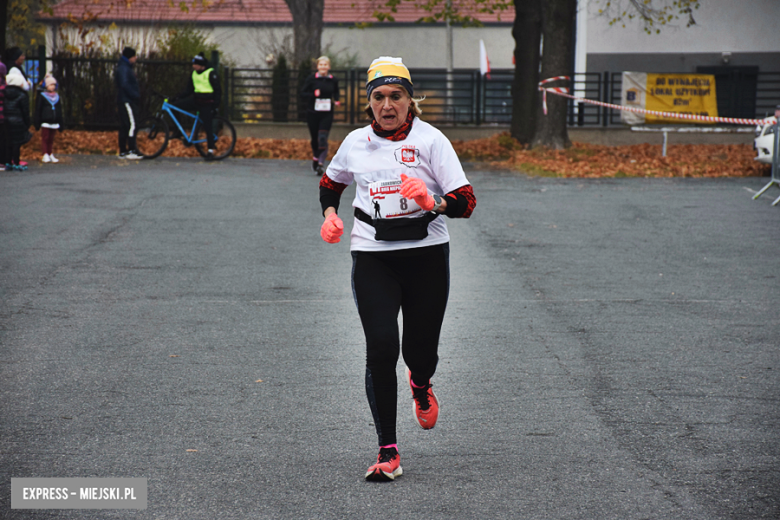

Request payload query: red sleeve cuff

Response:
[319,174,347,195]
[444,184,476,218]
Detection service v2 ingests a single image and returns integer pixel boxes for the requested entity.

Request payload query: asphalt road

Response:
[1,155,778,519]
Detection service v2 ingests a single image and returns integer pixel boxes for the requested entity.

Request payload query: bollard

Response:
[662,130,668,157]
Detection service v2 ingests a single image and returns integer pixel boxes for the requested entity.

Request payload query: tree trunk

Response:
[283,0,324,66]
[531,0,577,149]
[0,2,7,57]
[510,0,542,145]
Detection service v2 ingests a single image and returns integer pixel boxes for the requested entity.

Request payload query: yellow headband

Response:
[367,57,412,84]
[366,56,413,97]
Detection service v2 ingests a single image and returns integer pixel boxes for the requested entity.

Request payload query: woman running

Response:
[318,56,476,481]
[300,56,340,176]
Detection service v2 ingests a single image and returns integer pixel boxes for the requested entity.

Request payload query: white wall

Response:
[586,0,780,54]
[47,20,514,70]
[197,25,515,69]
[321,25,514,70]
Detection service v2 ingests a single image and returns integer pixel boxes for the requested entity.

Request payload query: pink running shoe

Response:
[365,447,402,481]
[407,369,439,429]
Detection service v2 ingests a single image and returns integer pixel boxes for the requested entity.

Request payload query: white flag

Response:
[479,39,491,79]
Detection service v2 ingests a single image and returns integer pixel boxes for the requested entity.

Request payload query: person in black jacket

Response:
[4,69,31,171]
[172,52,221,160]
[114,47,142,159]
[300,56,340,175]
[3,47,32,92]
[0,63,7,170]
[34,74,65,163]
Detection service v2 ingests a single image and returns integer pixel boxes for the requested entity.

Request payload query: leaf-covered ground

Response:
[21,130,770,178]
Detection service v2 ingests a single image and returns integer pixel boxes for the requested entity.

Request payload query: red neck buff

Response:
[371,111,414,141]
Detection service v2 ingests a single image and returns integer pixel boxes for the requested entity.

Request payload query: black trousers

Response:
[0,124,8,165]
[307,110,334,165]
[118,102,139,153]
[172,96,216,150]
[351,243,450,446]
[10,143,21,165]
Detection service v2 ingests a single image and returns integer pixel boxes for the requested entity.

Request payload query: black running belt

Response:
[354,207,438,226]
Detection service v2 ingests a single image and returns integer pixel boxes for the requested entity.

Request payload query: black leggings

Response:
[0,124,7,165]
[10,143,21,165]
[307,110,334,164]
[351,244,450,446]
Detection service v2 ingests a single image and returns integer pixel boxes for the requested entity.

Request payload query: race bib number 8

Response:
[368,179,422,219]
[314,99,332,112]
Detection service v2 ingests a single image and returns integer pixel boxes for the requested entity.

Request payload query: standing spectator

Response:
[4,70,32,171]
[171,52,221,161]
[34,74,64,163]
[300,56,340,175]
[3,47,33,92]
[4,47,32,168]
[114,47,142,159]
[0,63,7,171]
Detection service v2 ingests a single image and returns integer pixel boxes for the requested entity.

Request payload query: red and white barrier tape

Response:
[539,76,571,116]
[538,77,772,126]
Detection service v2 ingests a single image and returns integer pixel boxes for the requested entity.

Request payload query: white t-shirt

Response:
[325,117,469,252]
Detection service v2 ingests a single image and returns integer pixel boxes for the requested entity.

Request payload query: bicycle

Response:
[136,95,236,160]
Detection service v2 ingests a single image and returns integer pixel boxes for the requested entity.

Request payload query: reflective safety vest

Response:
[192,68,214,94]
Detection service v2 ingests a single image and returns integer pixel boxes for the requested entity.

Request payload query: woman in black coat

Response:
[4,70,31,170]
[0,63,7,168]
[300,56,340,175]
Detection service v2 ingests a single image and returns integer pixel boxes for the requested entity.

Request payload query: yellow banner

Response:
[645,73,718,124]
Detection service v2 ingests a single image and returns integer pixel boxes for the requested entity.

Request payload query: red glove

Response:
[320,213,344,243]
[399,173,435,211]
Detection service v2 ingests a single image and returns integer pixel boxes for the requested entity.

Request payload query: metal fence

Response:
[226,67,519,126]
[22,52,780,129]
[25,54,194,128]
[755,72,780,118]
[227,67,519,126]
[228,67,780,127]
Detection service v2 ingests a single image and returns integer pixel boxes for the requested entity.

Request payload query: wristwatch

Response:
[430,194,443,213]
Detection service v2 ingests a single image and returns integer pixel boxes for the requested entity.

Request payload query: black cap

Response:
[192,53,208,66]
[122,47,136,59]
[5,47,23,63]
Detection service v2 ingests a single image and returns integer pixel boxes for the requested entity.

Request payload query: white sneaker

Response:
[50,155,59,163]
[42,154,51,163]
[125,151,143,160]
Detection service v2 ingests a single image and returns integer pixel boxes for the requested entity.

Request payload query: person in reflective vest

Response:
[173,52,222,160]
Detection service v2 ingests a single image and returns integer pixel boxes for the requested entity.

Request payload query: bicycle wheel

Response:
[194,116,236,160]
[136,117,169,159]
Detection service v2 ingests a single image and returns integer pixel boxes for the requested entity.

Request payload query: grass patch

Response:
[518,163,560,177]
